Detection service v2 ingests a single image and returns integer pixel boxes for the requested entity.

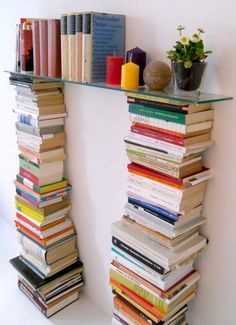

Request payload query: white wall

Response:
[1,1,236,324]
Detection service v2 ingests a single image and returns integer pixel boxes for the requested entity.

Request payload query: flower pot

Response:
[172,61,207,91]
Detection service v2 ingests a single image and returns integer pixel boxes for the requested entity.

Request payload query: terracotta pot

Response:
[172,61,207,91]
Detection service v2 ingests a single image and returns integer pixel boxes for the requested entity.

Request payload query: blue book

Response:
[82,12,125,83]
[127,197,180,221]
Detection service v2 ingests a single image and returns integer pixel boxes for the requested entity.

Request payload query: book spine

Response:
[110,267,168,313]
[131,125,185,146]
[16,121,41,136]
[130,114,186,134]
[129,104,186,125]
[32,20,40,74]
[68,14,76,81]
[75,13,83,82]
[39,20,48,76]
[82,13,92,83]
[60,14,69,79]
[127,96,188,113]
[15,24,21,72]
[19,167,39,185]
[127,197,179,221]
[18,280,47,316]
[17,174,40,193]
[19,157,39,176]
[48,19,61,78]
[112,236,165,275]
[20,23,33,72]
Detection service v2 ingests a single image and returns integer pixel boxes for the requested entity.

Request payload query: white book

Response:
[111,220,207,270]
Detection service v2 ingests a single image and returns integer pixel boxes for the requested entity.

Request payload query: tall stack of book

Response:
[9,73,84,318]
[110,93,214,324]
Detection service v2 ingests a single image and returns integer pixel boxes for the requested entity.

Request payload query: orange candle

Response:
[121,61,139,90]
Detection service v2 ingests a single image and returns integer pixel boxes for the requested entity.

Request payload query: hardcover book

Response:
[82,12,125,83]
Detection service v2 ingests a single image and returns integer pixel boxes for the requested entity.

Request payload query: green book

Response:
[128,103,186,124]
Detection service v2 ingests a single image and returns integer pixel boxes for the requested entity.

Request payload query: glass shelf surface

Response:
[5,70,233,104]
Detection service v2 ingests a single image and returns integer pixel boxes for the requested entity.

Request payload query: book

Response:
[20,21,33,72]
[16,221,75,247]
[127,95,211,114]
[18,279,80,318]
[111,220,207,271]
[75,13,83,81]
[32,20,40,74]
[18,232,77,265]
[82,12,125,83]
[68,13,76,81]
[16,122,64,137]
[129,104,214,126]
[39,19,48,76]
[60,14,69,79]
[16,175,68,194]
[48,19,61,78]
[18,146,66,164]
[130,113,213,136]
[10,256,83,289]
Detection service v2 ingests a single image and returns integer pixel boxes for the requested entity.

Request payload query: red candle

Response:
[106,56,124,85]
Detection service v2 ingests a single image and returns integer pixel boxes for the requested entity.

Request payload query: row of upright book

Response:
[9,72,84,318]
[16,12,125,83]
[110,93,214,324]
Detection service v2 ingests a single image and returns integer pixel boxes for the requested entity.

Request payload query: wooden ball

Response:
[143,61,171,90]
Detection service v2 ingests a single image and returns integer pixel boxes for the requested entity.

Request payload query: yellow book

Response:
[15,201,44,222]
[110,282,160,323]
[110,267,197,314]
[39,179,68,194]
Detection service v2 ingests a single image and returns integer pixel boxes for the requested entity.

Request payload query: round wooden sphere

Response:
[143,61,171,90]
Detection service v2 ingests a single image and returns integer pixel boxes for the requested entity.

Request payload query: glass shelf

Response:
[5,70,233,104]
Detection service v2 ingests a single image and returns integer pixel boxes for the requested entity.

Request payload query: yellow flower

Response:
[180,36,189,45]
[190,33,201,43]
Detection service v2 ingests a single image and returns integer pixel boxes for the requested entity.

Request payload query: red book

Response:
[39,19,48,76]
[128,162,183,188]
[19,167,39,185]
[20,22,33,72]
[32,20,40,75]
[48,19,61,78]
[131,124,185,146]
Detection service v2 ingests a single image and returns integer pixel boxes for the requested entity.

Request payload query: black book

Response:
[10,256,83,289]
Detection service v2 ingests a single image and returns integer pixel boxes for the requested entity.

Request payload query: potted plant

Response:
[167,25,212,91]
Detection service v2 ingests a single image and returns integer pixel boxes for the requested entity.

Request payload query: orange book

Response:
[113,295,152,325]
[48,19,61,78]
[110,278,164,320]
[15,221,74,247]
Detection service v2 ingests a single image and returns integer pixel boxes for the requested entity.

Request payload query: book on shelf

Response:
[19,21,33,73]
[60,14,69,79]
[75,13,83,82]
[9,73,64,90]
[39,19,48,76]
[48,19,61,78]
[68,13,76,81]
[32,20,40,75]
[82,12,125,83]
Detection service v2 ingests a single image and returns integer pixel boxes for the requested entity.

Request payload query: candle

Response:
[121,61,139,90]
[126,46,146,86]
[106,56,124,85]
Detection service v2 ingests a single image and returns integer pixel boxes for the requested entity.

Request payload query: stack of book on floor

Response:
[110,93,214,324]
[9,72,84,318]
